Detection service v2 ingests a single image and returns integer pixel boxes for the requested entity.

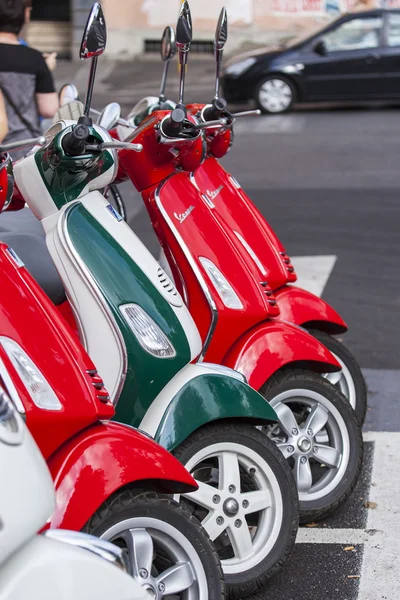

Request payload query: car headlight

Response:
[119,304,176,358]
[224,57,257,76]
[0,338,62,411]
[199,257,243,310]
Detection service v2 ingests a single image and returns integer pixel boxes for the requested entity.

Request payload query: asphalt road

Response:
[48,59,400,599]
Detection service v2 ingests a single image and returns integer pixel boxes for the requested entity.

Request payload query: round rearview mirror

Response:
[214,7,228,51]
[98,102,122,130]
[59,83,79,106]
[161,26,176,62]
[176,0,192,51]
[0,155,14,213]
[80,2,107,60]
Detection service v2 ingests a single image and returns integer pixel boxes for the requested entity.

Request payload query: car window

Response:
[321,17,383,52]
[387,13,400,47]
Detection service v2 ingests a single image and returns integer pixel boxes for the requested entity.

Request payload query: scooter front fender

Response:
[223,319,341,391]
[47,422,196,531]
[139,364,278,452]
[275,285,347,335]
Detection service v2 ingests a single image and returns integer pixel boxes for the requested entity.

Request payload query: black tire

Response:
[84,489,225,600]
[307,329,367,426]
[255,75,297,114]
[173,421,299,600]
[260,369,363,524]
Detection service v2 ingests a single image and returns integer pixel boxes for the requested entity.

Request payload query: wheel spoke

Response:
[156,562,195,595]
[122,528,154,578]
[324,371,342,386]
[277,441,295,455]
[295,457,313,493]
[314,445,342,468]
[241,489,271,514]
[315,430,329,445]
[219,451,241,492]
[184,480,218,510]
[305,404,329,436]
[201,509,223,542]
[275,403,298,437]
[227,523,254,559]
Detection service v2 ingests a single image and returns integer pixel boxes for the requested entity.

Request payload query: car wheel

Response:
[260,369,363,524]
[173,422,299,600]
[256,75,296,114]
[84,490,225,599]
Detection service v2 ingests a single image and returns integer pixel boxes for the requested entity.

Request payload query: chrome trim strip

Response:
[0,357,25,416]
[189,172,200,191]
[228,174,241,189]
[155,180,218,362]
[60,202,128,406]
[234,230,268,276]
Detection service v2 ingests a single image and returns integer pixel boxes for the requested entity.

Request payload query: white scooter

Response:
[0,378,150,600]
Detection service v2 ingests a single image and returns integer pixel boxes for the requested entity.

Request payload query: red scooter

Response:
[113,16,362,522]
[0,149,224,600]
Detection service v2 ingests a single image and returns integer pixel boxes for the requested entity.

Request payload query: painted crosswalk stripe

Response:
[291,255,337,298]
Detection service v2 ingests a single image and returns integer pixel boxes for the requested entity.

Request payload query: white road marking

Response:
[291,255,337,298]
[296,528,375,545]
[234,115,307,134]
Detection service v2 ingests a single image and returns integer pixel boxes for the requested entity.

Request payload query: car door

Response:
[379,11,400,96]
[300,13,384,100]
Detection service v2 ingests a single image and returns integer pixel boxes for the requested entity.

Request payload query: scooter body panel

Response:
[47,421,197,531]
[274,285,348,334]
[223,319,341,391]
[140,363,278,451]
[0,243,112,460]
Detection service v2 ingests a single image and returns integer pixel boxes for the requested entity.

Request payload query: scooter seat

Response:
[0,231,66,306]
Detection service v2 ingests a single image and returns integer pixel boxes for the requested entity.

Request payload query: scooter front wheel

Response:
[260,369,363,523]
[84,490,224,600]
[173,421,299,600]
[308,329,367,426]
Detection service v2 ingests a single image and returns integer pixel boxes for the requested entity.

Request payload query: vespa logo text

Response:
[174,205,195,224]
[206,185,224,201]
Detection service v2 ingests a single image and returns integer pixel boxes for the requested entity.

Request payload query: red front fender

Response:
[223,320,341,391]
[275,285,347,334]
[47,422,196,532]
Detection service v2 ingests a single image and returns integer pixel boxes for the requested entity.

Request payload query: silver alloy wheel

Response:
[100,517,207,599]
[258,79,292,113]
[178,442,284,575]
[323,351,357,411]
[266,389,350,502]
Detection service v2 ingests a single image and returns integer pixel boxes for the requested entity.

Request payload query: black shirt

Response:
[0,43,55,158]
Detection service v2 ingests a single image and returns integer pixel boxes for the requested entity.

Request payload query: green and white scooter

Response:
[13,4,298,598]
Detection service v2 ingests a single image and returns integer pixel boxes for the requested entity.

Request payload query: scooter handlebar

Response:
[62,124,90,156]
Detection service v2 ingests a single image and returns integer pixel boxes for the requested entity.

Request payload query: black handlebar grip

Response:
[62,124,90,156]
[162,107,186,137]
[202,98,227,122]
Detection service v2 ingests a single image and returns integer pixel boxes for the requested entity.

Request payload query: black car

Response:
[222,9,400,114]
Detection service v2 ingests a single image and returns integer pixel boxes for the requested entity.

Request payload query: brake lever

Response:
[0,136,46,153]
[229,110,261,119]
[190,118,228,131]
[85,141,143,152]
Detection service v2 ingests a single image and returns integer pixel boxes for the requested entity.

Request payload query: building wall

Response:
[71,0,390,59]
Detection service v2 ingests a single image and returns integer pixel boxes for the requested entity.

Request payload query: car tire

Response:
[307,329,367,426]
[255,75,296,114]
[84,489,225,599]
[260,369,363,524]
[173,421,299,600]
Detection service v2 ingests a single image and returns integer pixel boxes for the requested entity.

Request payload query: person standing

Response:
[0,0,59,159]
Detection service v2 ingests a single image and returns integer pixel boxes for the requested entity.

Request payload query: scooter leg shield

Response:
[223,320,341,392]
[139,364,278,452]
[46,422,197,532]
[274,285,347,334]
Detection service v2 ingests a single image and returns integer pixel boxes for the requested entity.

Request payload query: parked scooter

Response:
[110,7,363,524]
[0,379,153,600]
[0,152,225,599]
[9,4,299,598]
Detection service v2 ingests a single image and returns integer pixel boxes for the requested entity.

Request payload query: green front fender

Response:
[154,374,278,452]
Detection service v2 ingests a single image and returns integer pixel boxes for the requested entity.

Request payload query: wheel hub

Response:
[223,497,239,517]
[297,436,312,453]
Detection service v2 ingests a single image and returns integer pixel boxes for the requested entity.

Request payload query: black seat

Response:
[0,231,66,305]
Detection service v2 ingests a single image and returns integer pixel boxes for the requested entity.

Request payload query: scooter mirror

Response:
[176,0,192,64]
[0,154,14,213]
[161,26,176,62]
[80,3,107,60]
[214,7,228,52]
[59,83,79,106]
[97,102,122,130]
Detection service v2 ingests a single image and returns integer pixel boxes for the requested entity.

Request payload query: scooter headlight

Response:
[119,304,176,358]
[199,257,243,310]
[0,338,62,411]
